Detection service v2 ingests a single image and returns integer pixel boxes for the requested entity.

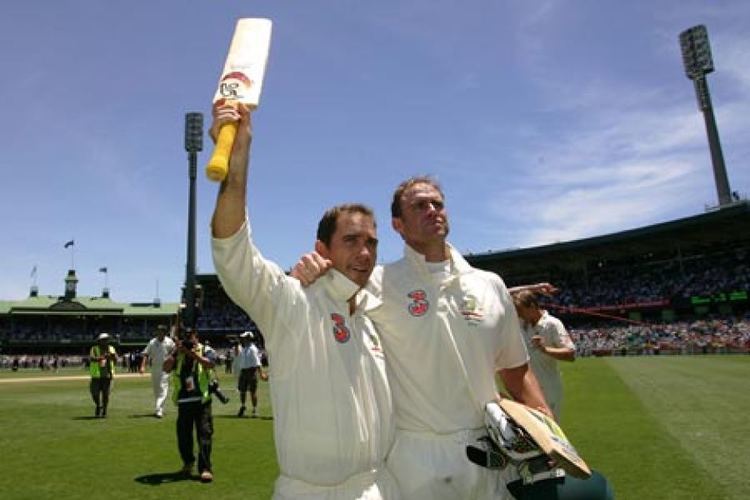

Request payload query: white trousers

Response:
[273,467,399,500]
[150,371,170,413]
[386,428,511,500]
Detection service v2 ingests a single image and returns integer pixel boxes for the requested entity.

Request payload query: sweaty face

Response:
[317,212,378,288]
[393,183,449,247]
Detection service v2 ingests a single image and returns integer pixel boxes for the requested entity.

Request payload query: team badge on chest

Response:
[407,290,429,317]
[330,313,351,343]
[460,294,484,325]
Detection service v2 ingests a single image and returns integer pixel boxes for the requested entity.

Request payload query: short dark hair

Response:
[390,176,445,218]
[316,203,376,246]
[512,289,539,309]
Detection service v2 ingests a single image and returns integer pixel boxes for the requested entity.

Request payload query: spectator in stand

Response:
[512,290,576,420]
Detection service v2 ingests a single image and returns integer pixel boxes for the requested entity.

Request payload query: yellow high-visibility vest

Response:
[89,345,117,378]
[172,345,211,404]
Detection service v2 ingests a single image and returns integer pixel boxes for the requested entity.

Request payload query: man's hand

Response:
[291,251,332,286]
[534,282,558,296]
[531,335,547,352]
[209,102,252,142]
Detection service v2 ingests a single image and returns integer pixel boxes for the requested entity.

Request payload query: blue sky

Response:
[1,1,748,303]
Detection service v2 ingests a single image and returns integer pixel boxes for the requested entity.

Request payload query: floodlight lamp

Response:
[184,112,204,152]
[679,25,714,80]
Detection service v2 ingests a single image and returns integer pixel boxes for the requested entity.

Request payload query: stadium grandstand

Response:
[0,269,178,356]
[467,200,750,356]
[2,202,748,361]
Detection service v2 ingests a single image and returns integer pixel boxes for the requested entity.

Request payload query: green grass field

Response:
[1,356,748,499]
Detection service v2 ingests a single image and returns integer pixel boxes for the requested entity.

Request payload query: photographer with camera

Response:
[163,323,218,483]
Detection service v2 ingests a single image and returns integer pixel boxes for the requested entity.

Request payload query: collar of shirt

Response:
[402,241,473,284]
[317,269,382,313]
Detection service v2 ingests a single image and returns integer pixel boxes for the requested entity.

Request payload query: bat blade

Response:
[498,399,592,479]
[206,18,272,182]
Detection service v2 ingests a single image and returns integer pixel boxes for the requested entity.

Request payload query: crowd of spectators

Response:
[569,316,750,356]
[540,248,749,309]
[0,354,85,371]
[0,318,168,343]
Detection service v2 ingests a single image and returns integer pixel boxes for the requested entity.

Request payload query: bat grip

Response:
[205,122,239,182]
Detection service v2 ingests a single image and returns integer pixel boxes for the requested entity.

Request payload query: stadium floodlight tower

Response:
[679,24,732,207]
[183,112,203,331]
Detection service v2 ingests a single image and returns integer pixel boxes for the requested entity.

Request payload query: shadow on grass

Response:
[128,413,160,419]
[214,414,273,421]
[72,416,101,420]
[134,471,199,485]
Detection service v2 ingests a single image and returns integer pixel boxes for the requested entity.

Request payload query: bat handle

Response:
[205,122,239,182]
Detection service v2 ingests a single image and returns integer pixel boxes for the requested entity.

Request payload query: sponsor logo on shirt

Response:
[407,289,429,317]
[330,313,351,343]
[460,294,484,326]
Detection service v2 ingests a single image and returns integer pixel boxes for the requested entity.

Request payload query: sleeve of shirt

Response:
[549,316,576,351]
[211,219,308,346]
[491,274,530,370]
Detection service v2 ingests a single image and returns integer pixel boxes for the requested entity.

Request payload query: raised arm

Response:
[211,103,253,239]
[508,282,558,296]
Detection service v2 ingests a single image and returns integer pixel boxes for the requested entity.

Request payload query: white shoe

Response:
[251,407,258,418]
[155,409,164,418]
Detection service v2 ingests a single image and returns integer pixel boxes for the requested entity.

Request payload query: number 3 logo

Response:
[407,290,429,317]
[330,313,350,343]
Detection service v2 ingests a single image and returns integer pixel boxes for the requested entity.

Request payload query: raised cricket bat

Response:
[498,399,592,479]
[205,18,272,182]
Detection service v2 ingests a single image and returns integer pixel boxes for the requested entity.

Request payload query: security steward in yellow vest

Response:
[89,332,117,418]
[163,328,217,483]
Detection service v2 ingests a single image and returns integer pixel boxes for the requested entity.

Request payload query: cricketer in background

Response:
[140,324,176,418]
[512,289,576,420]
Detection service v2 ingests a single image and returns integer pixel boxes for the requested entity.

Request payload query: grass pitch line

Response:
[0,372,144,384]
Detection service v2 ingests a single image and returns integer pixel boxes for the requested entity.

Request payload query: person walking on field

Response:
[89,332,117,418]
[294,176,551,499]
[163,327,218,483]
[234,330,266,418]
[140,324,176,418]
[210,103,398,499]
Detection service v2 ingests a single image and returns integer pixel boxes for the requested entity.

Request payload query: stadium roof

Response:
[1,294,179,317]
[466,200,750,278]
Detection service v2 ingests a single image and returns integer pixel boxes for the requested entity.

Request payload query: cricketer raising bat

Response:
[205,18,272,182]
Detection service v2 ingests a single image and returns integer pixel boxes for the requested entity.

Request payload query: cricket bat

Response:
[498,399,592,479]
[205,18,272,182]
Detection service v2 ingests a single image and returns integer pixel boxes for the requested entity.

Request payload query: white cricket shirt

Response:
[520,310,575,411]
[367,243,529,434]
[143,336,175,373]
[212,221,393,488]
[236,343,261,370]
